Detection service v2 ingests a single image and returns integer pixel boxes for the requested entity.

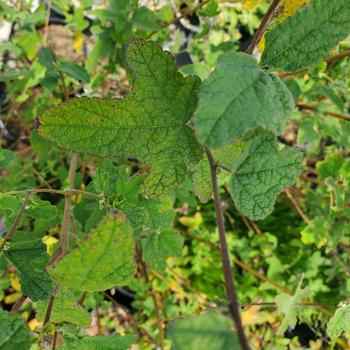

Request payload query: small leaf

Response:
[0,147,15,168]
[191,158,212,203]
[59,334,137,350]
[229,132,302,220]
[141,228,184,272]
[49,215,135,292]
[39,40,202,197]
[4,232,53,301]
[261,0,350,71]
[327,304,350,340]
[167,309,241,350]
[58,61,91,83]
[0,310,32,350]
[36,288,90,327]
[275,278,309,336]
[193,51,294,148]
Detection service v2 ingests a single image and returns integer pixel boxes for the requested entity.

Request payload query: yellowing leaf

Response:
[179,212,203,230]
[5,292,21,304]
[42,235,59,255]
[258,34,266,53]
[279,0,310,22]
[73,31,84,53]
[9,273,21,292]
[243,0,261,10]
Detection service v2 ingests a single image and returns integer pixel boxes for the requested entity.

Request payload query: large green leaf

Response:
[58,334,136,350]
[261,0,350,72]
[229,132,302,220]
[48,215,135,292]
[327,304,350,341]
[166,310,241,350]
[36,288,90,327]
[39,39,202,197]
[0,310,32,350]
[4,232,53,301]
[193,51,293,148]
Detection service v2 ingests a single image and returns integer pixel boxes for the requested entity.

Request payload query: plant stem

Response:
[136,245,164,350]
[297,103,350,122]
[246,0,281,55]
[43,285,59,326]
[61,153,78,256]
[205,148,250,350]
[0,191,31,252]
[10,295,27,313]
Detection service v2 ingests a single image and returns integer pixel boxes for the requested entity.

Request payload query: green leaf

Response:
[39,40,202,197]
[191,158,212,203]
[0,310,32,350]
[166,310,241,350]
[93,162,117,195]
[275,278,309,336]
[58,61,91,83]
[27,196,58,220]
[327,304,350,340]
[4,232,53,301]
[229,132,302,220]
[141,228,184,272]
[132,6,160,31]
[37,288,90,327]
[191,141,249,203]
[48,215,135,292]
[58,334,136,350]
[193,51,294,148]
[261,0,350,72]
[0,147,15,168]
[38,47,55,70]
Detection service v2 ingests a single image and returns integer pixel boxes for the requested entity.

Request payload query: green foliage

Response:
[4,232,53,301]
[58,334,137,350]
[230,132,303,220]
[261,0,350,71]
[39,40,202,197]
[49,215,135,292]
[193,51,293,148]
[0,310,32,350]
[167,310,241,349]
[1,0,350,348]
[327,304,350,340]
[275,278,309,336]
[141,228,184,272]
[37,288,91,327]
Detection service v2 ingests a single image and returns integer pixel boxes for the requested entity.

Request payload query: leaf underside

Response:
[261,0,350,71]
[230,132,303,221]
[39,39,202,197]
[327,305,350,341]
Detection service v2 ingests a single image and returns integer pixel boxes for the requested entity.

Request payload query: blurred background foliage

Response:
[0,0,350,349]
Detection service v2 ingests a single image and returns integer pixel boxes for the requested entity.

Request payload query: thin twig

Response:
[297,103,350,122]
[246,0,281,55]
[102,292,156,345]
[0,191,31,252]
[52,330,58,350]
[43,285,59,326]
[205,148,250,350]
[136,245,165,350]
[285,189,310,223]
[60,153,78,256]
[10,295,27,313]
[176,222,333,316]
[147,0,211,38]
[5,188,99,199]
[324,49,350,63]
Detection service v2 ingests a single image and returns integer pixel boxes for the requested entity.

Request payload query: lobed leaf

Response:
[229,132,302,220]
[261,0,350,72]
[39,39,202,197]
[193,51,293,148]
[327,304,350,341]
